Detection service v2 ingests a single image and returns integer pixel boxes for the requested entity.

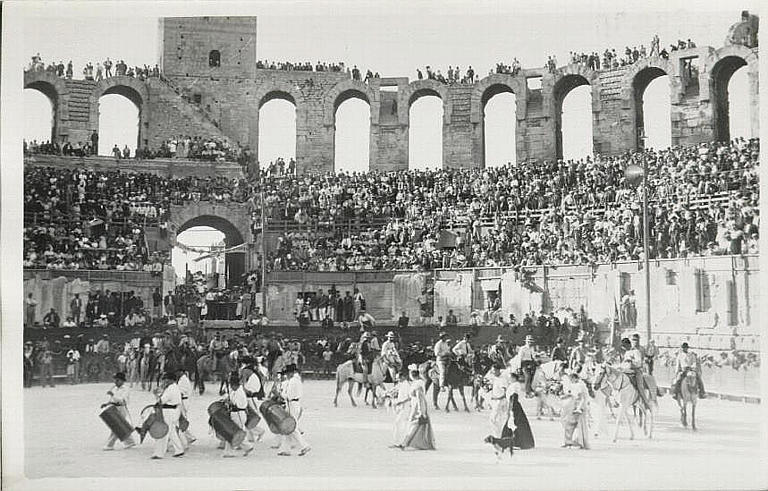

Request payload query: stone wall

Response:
[264,255,760,354]
[24,15,759,174]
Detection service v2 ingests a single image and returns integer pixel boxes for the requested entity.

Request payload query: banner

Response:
[392,273,428,321]
[433,273,472,323]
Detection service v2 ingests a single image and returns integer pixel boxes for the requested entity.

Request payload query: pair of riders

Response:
[357,331,401,382]
[434,332,474,390]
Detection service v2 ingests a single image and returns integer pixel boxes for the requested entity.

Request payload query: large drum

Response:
[99,405,134,442]
[208,401,246,447]
[140,406,169,439]
[245,405,261,430]
[259,399,297,435]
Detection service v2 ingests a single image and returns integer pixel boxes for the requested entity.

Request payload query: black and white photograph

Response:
[1,1,766,490]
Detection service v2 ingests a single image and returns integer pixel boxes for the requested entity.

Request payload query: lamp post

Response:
[624,159,651,342]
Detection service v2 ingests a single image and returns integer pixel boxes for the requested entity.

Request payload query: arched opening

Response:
[174,216,246,291]
[98,86,142,157]
[633,68,671,150]
[209,50,221,68]
[408,94,443,170]
[334,92,370,174]
[258,94,296,171]
[24,86,55,145]
[482,87,517,168]
[712,56,749,142]
[555,75,592,160]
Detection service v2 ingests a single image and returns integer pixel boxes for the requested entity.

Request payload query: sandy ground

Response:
[19,379,767,490]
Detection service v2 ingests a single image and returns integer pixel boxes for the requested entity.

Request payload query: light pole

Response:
[624,159,651,342]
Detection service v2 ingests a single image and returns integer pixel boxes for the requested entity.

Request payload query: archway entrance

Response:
[633,67,671,150]
[712,56,749,142]
[173,216,246,289]
[334,92,370,174]
[408,94,443,170]
[554,75,592,160]
[97,85,142,156]
[483,89,517,168]
[24,86,55,145]
[258,94,296,173]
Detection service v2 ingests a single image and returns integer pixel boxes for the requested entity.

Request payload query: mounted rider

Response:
[358,331,377,383]
[672,342,706,399]
[379,331,401,381]
[568,336,588,373]
[452,332,473,369]
[488,335,510,367]
[433,332,451,390]
[621,333,650,408]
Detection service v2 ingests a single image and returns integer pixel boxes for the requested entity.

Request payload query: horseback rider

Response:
[488,335,510,367]
[380,331,401,381]
[452,332,473,368]
[433,332,451,391]
[358,332,376,383]
[621,333,650,408]
[672,342,706,400]
[568,336,588,373]
[550,338,568,364]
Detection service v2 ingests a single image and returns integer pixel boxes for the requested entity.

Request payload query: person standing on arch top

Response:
[90,131,99,156]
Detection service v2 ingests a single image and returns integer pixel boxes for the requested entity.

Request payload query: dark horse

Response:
[195,352,231,395]
[423,357,473,412]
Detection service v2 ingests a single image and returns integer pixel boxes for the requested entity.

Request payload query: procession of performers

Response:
[97,327,703,459]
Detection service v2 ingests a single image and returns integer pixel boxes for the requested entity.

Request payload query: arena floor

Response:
[21,379,767,490]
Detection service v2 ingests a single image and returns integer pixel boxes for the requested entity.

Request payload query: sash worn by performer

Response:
[102,372,136,450]
[176,369,196,448]
[151,372,185,459]
[276,364,311,456]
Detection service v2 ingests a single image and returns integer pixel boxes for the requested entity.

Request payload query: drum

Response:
[245,405,261,429]
[207,401,246,447]
[179,413,189,432]
[141,406,169,439]
[99,405,134,442]
[259,399,297,435]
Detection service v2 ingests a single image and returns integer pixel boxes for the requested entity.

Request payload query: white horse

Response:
[334,356,398,409]
[592,363,657,442]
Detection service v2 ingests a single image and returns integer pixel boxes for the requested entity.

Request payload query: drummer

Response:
[176,368,197,448]
[221,372,255,458]
[241,357,267,443]
[151,372,185,459]
[277,364,311,456]
[102,372,136,450]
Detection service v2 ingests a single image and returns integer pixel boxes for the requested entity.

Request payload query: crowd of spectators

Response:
[416,65,476,84]
[26,54,160,81]
[566,36,698,72]
[137,135,247,163]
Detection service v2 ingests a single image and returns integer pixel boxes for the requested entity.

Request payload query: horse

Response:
[422,357,472,413]
[334,355,394,408]
[676,368,698,430]
[195,353,215,395]
[592,363,657,442]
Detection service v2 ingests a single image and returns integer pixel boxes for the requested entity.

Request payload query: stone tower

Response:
[158,16,258,78]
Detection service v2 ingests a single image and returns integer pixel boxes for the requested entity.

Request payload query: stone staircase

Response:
[66,79,96,123]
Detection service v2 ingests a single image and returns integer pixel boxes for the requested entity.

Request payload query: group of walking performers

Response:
[98,323,707,460]
[98,354,311,459]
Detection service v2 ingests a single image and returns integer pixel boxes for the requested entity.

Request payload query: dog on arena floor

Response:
[484,434,514,458]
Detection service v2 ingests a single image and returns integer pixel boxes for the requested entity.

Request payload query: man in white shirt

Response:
[433,332,451,391]
[176,369,196,448]
[452,333,473,366]
[379,332,401,382]
[150,372,185,459]
[277,364,311,456]
[102,372,136,450]
[241,359,267,443]
[485,364,509,438]
[672,342,705,399]
[220,372,254,457]
[66,346,81,384]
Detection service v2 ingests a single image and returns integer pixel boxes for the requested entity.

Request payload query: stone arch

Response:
[470,74,526,123]
[706,45,758,141]
[170,203,252,287]
[550,66,598,160]
[627,60,674,150]
[399,80,451,125]
[91,76,150,150]
[24,71,68,142]
[323,80,379,126]
[251,82,304,166]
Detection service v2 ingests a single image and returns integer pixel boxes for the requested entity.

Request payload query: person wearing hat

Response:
[621,334,650,408]
[150,372,184,459]
[568,337,588,373]
[451,333,473,367]
[66,343,81,385]
[518,335,537,397]
[672,342,705,400]
[102,372,136,450]
[486,363,510,439]
[241,360,267,444]
[277,364,311,456]
[219,372,255,457]
[489,336,510,368]
[95,313,109,328]
[357,331,376,383]
[433,332,451,391]
[380,332,401,382]
[550,337,568,364]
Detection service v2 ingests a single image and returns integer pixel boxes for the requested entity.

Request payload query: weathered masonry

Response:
[25,14,759,174]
